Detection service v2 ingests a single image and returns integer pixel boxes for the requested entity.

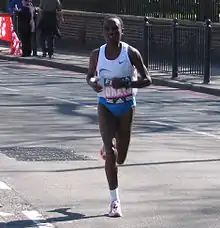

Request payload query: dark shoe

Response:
[32,51,37,56]
[21,53,31,57]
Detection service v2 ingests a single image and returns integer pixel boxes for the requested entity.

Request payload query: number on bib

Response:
[103,77,133,104]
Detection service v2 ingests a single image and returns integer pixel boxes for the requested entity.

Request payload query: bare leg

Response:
[116,107,135,165]
[98,103,118,190]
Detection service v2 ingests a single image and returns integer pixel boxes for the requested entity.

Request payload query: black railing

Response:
[0,0,8,12]
[60,0,220,22]
[144,18,212,84]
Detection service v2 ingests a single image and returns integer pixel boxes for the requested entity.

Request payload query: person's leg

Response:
[116,107,135,165]
[47,32,54,58]
[31,31,37,56]
[40,31,47,57]
[19,30,28,57]
[98,103,122,217]
[26,30,32,56]
[98,103,117,190]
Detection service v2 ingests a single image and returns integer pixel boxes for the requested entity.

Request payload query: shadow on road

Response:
[2,207,105,228]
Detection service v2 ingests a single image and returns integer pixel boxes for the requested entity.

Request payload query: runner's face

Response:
[103,18,122,45]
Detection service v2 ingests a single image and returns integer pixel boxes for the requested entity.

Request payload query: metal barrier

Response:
[144,18,212,84]
[59,0,220,22]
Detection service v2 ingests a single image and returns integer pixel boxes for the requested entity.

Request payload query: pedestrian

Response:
[16,0,35,57]
[38,0,64,58]
[8,0,23,14]
[8,0,23,35]
[86,15,152,217]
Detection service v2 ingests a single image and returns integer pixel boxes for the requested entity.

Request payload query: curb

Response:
[152,78,220,96]
[0,54,220,97]
[0,54,88,74]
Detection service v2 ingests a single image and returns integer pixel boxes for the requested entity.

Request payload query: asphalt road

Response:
[0,60,220,228]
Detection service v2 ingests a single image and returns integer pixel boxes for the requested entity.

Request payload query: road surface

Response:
[0,60,220,228]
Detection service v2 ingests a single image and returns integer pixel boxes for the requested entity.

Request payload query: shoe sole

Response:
[107,212,122,218]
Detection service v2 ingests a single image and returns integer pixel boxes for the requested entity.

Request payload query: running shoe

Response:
[108,200,122,217]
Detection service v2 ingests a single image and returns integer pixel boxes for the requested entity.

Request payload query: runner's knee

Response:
[117,157,125,165]
[116,139,130,165]
[117,149,128,164]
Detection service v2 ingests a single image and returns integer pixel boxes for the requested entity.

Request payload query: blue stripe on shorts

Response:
[98,97,136,117]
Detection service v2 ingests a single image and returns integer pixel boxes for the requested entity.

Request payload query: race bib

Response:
[103,77,133,104]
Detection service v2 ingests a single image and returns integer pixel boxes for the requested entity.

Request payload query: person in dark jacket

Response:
[9,0,23,38]
[38,0,63,58]
[9,0,23,14]
[16,0,35,57]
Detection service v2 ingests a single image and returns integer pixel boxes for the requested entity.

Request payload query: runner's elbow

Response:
[143,76,152,87]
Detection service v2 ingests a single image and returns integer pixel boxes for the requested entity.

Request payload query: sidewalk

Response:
[1,45,220,96]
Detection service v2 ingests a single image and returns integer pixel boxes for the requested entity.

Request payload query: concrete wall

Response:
[58,10,220,61]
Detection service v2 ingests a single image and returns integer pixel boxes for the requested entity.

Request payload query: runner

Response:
[86,15,152,217]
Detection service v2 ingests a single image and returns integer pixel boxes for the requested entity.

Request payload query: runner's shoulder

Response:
[127,45,141,65]
[90,48,100,59]
[127,45,141,57]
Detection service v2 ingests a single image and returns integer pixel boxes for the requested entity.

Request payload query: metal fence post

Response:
[171,18,178,79]
[203,19,211,84]
[144,16,149,68]
[32,10,37,56]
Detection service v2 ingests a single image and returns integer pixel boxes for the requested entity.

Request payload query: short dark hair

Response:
[103,15,124,29]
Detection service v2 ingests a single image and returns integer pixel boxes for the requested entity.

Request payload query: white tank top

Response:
[96,42,138,100]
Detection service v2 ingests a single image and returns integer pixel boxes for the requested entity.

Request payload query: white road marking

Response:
[22,210,54,228]
[150,120,220,140]
[0,86,20,92]
[46,96,97,109]
[0,181,11,190]
[48,96,220,140]
[0,85,219,140]
[46,96,79,105]
[0,212,13,217]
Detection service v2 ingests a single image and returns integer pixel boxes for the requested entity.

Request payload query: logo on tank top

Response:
[119,60,125,64]
[99,68,111,74]
[103,76,133,104]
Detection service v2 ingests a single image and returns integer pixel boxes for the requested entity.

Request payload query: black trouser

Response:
[39,11,57,56]
[40,30,54,56]
[19,29,32,56]
[12,14,20,38]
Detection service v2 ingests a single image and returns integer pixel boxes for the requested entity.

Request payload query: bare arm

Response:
[128,46,152,88]
[86,48,99,85]
[39,0,43,10]
[56,0,64,21]
[56,0,62,10]
[86,49,102,92]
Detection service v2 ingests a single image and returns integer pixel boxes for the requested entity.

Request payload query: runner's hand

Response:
[89,78,103,93]
[112,77,126,89]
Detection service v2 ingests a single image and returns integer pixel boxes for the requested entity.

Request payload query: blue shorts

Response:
[98,97,136,117]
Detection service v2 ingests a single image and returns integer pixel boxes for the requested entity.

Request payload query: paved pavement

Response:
[1,45,220,96]
[0,60,220,227]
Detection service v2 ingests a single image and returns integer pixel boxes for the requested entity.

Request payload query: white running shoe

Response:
[108,200,122,217]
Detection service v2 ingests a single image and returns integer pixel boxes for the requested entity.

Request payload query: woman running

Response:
[86,15,152,217]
